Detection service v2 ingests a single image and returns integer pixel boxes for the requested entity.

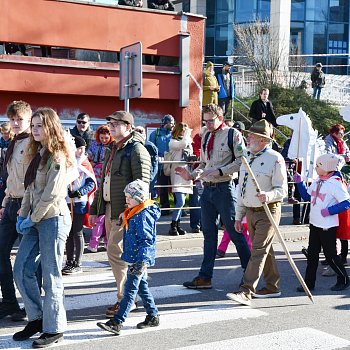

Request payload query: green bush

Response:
[233,85,346,144]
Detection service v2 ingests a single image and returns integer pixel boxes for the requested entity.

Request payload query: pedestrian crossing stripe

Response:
[175,327,350,350]
[0,304,267,349]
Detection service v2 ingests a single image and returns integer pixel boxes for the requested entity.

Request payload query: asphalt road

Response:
[1,236,350,350]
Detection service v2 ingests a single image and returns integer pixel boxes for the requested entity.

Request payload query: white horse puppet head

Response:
[276,108,313,160]
[277,108,322,180]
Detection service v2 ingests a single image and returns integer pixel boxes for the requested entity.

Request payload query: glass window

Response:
[206,0,215,25]
[329,0,350,22]
[215,25,234,56]
[205,26,215,56]
[258,0,271,21]
[305,0,329,21]
[235,0,257,23]
[216,1,234,26]
[291,0,305,21]
[304,21,327,54]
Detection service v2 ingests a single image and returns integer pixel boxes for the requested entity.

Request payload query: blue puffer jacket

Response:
[121,203,161,267]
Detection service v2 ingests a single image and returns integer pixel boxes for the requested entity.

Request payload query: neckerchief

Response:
[206,122,225,159]
[311,172,334,206]
[241,147,268,197]
[332,135,345,155]
[121,199,155,231]
[3,132,30,169]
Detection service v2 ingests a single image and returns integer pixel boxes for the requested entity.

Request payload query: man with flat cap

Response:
[227,119,287,306]
[89,111,151,317]
[217,62,234,117]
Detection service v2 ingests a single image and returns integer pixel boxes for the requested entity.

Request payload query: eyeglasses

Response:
[77,120,88,125]
[107,121,127,128]
[203,116,218,124]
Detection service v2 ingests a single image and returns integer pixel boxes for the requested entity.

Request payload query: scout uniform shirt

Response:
[192,126,246,183]
[2,137,30,207]
[235,147,288,221]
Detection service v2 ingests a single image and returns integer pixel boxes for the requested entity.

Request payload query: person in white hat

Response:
[293,153,350,292]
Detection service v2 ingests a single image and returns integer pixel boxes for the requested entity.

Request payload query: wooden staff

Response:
[241,156,314,303]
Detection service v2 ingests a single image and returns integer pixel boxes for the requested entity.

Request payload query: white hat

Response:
[316,153,344,172]
[124,179,150,203]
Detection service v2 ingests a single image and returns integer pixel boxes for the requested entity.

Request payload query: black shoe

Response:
[340,257,348,266]
[296,285,314,293]
[330,279,350,291]
[32,332,63,348]
[11,307,27,322]
[62,261,82,275]
[137,315,160,329]
[321,259,329,266]
[168,221,178,236]
[61,260,74,274]
[301,247,308,258]
[97,319,122,335]
[176,220,186,235]
[191,228,200,233]
[0,302,20,320]
[13,319,43,341]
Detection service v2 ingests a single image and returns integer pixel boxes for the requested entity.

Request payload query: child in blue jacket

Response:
[97,179,161,335]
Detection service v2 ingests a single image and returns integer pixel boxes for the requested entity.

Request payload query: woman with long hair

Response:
[13,108,73,348]
[168,122,193,235]
[88,125,113,187]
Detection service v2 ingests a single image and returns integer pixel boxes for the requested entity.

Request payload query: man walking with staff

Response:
[227,120,288,306]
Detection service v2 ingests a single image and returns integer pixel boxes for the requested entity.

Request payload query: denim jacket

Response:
[121,203,161,267]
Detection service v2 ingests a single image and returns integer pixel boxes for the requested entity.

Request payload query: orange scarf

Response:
[121,199,155,231]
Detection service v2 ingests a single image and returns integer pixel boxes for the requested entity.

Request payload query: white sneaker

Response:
[86,246,98,253]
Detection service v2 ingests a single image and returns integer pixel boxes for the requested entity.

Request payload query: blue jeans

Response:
[313,87,322,100]
[189,184,201,229]
[14,215,71,333]
[0,198,22,305]
[198,181,251,280]
[114,268,158,324]
[172,192,186,221]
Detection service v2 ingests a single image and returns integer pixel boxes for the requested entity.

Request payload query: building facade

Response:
[185,0,350,75]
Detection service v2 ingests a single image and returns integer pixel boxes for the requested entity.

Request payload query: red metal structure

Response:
[0,0,205,129]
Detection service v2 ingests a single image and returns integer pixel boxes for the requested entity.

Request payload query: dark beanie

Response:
[74,136,86,148]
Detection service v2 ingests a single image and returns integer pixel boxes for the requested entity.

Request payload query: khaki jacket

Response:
[19,150,70,222]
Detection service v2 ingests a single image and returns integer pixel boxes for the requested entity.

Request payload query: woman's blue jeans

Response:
[172,192,186,221]
[14,214,71,333]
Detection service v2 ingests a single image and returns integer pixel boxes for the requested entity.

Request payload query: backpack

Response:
[202,128,235,161]
[163,150,176,176]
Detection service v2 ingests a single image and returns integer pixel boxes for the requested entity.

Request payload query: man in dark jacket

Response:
[148,0,175,10]
[89,111,151,319]
[70,113,94,149]
[249,88,277,127]
[217,62,234,117]
[311,63,325,100]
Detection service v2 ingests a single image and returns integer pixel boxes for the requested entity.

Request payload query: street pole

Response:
[124,51,130,112]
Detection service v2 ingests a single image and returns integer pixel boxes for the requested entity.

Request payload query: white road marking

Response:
[174,327,350,350]
[0,304,267,349]
[64,285,201,311]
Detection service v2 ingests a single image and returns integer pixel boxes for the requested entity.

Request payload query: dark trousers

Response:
[0,199,22,305]
[305,224,348,288]
[158,169,171,210]
[66,213,85,265]
[218,97,231,116]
